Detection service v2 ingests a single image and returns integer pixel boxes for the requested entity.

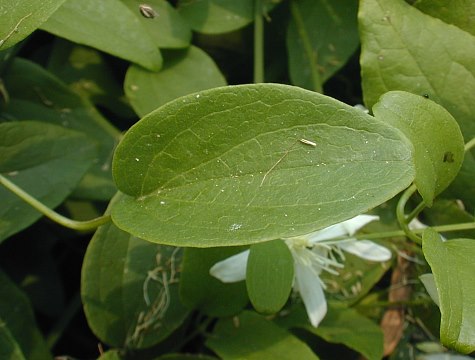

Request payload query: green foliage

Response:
[1,0,475,358]
[422,229,475,354]
[111,83,414,246]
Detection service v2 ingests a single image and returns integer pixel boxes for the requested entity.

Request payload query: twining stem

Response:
[396,184,422,244]
[253,0,264,83]
[0,174,111,231]
[464,136,475,152]
[289,0,322,93]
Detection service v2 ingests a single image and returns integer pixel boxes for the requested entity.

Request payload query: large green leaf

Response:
[276,304,384,360]
[373,91,464,205]
[111,83,414,247]
[206,310,319,360]
[414,0,475,36]
[40,0,162,71]
[287,0,359,92]
[0,0,66,50]
[121,0,192,49]
[1,58,120,200]
[125,46,226,117]
[422,228,475,354]
[0,270,52,359]
[179,247,249,317]
[246,239,294,314]
[0,121,96,242]
[359,0,475,141]
[82,194,189,349]
[177,0,253,34]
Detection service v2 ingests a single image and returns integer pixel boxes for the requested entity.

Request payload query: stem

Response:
[289,0,322,93]
[253,0,264,83]
[396,184,422,244]
[0,174,111,231]
[406,200,426,223]
[464,136,475,152]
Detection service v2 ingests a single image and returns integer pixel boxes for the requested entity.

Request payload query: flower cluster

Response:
[210,215,391,327]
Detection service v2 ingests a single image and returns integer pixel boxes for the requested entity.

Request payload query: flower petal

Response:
[209,250,249,283]
[305,223,348,244]
[294,261,327,327]
[338,240,392,262]
[340,215,379,236]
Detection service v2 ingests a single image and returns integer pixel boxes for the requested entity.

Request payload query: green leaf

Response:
[206,310,319,360]
[359,0,475,141]
[0,323,26,360]
[373,91,464,206]
[40,0,162,71]
[97,350,123,360]
[246,239,293,314]
[111,83,414,247]
[125,46,226,117]
[121,0,192,48]
[82,194,189,349]
[177,0,253,34]
[422,228,475,353]
[414,0,475,36]
[0,121,96,242]
[0,270,52,359]
[47,39,135,118]
[0,0,67,50]
[276,304,384,360]
[287,0,359,92]
[2,58,120,200]
[179,247,249,317]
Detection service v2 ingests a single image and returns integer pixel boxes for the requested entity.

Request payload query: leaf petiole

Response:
[0,174,111,231]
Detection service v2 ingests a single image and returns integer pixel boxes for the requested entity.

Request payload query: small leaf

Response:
[82,194,189,349]
[422,228,475,353]
[0,121,96,242]
[125,46,226,117]
[206,310,319,360]
[40,0,162,71]
[246,239,294,314]
[373,91,464,205]
[177,0,253,34]
[111,83,414,247]
[0,270,52,359]
[0,0,67,50]
[121,0,192,49]
[179,247,249,317]
[287,0,359,92]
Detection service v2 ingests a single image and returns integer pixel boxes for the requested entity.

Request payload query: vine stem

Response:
[253,0,264,83]
[396,184,422,244]
[0,174,111,231]
[464,136,475,152]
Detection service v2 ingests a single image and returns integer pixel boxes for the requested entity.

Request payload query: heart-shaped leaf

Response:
[111,83,414,247]
[422,228,475,354]
[373,91,464,206]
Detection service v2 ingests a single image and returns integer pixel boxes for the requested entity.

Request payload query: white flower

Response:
[210,215,391,327]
